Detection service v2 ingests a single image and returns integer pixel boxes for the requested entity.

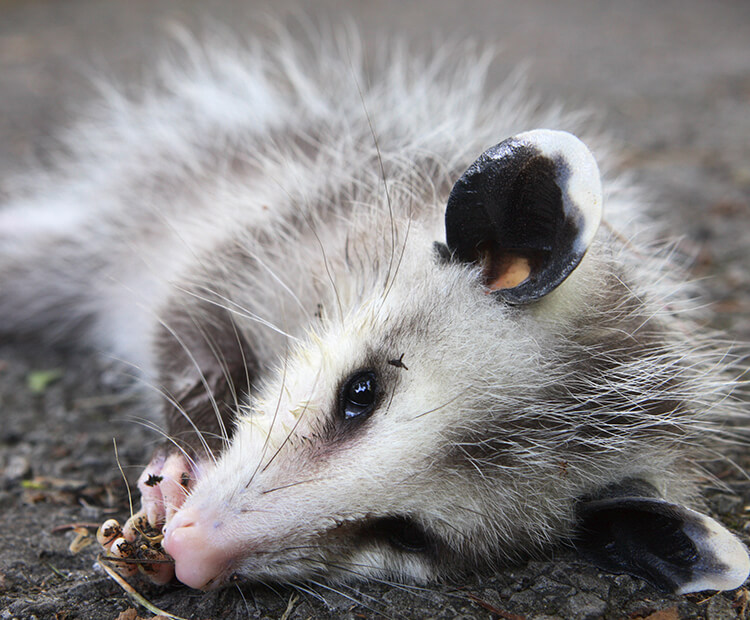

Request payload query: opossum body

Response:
[1,30,748,594]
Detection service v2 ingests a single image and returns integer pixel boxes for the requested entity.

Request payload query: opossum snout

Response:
[163,506,235,590]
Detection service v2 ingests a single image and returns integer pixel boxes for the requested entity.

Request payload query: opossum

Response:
[1,29,748,595]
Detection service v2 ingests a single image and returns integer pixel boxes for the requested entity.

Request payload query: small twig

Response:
[99,559,187,620]
[113,438,135,520]
[100,555,174,566]
[51,522,101,533]
[45,563,68,579]
[279,593,299,620]
[465,592,526,620]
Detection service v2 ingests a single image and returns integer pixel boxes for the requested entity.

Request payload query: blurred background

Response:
[2,0,749,326]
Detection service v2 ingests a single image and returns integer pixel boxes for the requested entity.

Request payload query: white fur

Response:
[516,128,603,253]
[1,27,746,590]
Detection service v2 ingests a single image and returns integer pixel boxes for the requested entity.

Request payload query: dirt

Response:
[1,1,750,619]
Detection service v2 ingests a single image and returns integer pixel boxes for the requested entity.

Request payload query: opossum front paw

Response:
[97,514,174,584]
[97,451,196,584]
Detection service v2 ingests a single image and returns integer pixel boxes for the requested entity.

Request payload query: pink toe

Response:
[160,453,192,521]
[137,455,168,527]
[143,563,175,585]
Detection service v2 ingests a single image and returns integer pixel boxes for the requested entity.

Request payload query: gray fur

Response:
[0,28,745,591]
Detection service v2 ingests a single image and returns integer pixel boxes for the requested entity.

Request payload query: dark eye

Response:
[341,371,377,420]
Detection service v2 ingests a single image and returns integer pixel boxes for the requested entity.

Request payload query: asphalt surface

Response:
[1,1,749,619]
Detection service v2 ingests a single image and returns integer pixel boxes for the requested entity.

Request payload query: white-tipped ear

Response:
[575,494,749,594]
[675,507,750,594]
[444,129,602,304]
[515,129,602,256]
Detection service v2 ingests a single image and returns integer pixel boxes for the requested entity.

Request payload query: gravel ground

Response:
[1,1,749,619]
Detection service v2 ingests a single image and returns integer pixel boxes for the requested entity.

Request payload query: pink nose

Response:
[162,506,233,589]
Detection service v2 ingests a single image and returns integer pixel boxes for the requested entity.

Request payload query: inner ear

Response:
[445,129,602,304]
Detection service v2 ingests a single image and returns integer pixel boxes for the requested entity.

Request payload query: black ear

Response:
[445,129,602,304]
[574,483,749,593]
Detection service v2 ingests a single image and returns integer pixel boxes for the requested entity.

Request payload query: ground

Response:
[1,1,749,619]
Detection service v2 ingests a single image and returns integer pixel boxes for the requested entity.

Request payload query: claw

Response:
[107,536,138,577]
[96,518,122,549]
[121,510,151,542]
[137,545,175,585]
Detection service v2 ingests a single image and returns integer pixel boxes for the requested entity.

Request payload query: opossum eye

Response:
[444,129,602,304]
[341,371,377,420]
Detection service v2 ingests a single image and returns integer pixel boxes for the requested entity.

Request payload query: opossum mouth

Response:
[165,498,437,588]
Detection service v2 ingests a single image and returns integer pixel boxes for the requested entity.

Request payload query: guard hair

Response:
[1,24,747,595]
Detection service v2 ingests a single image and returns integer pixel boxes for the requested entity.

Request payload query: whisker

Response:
[410,388,470,420]
[247,340,291,488]
[261,477,325,495]
[323,560,452,602]
[181,310,235,446]
[261,366,323,474]
[112,381,204,474]
[150,314,222,464]
[232,240,308,315]
[378,192,413,312]
[123,415,199,469]
[238,507,277,515]
[103,298,228,466]
[291,582,329,606]
[179,283,300,342]
[301,206,344,325]
[350,58,396,298]
[233,581,253,617]
[307,578,396,620]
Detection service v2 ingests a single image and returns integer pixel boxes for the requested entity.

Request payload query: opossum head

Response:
[162,130,748,593]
